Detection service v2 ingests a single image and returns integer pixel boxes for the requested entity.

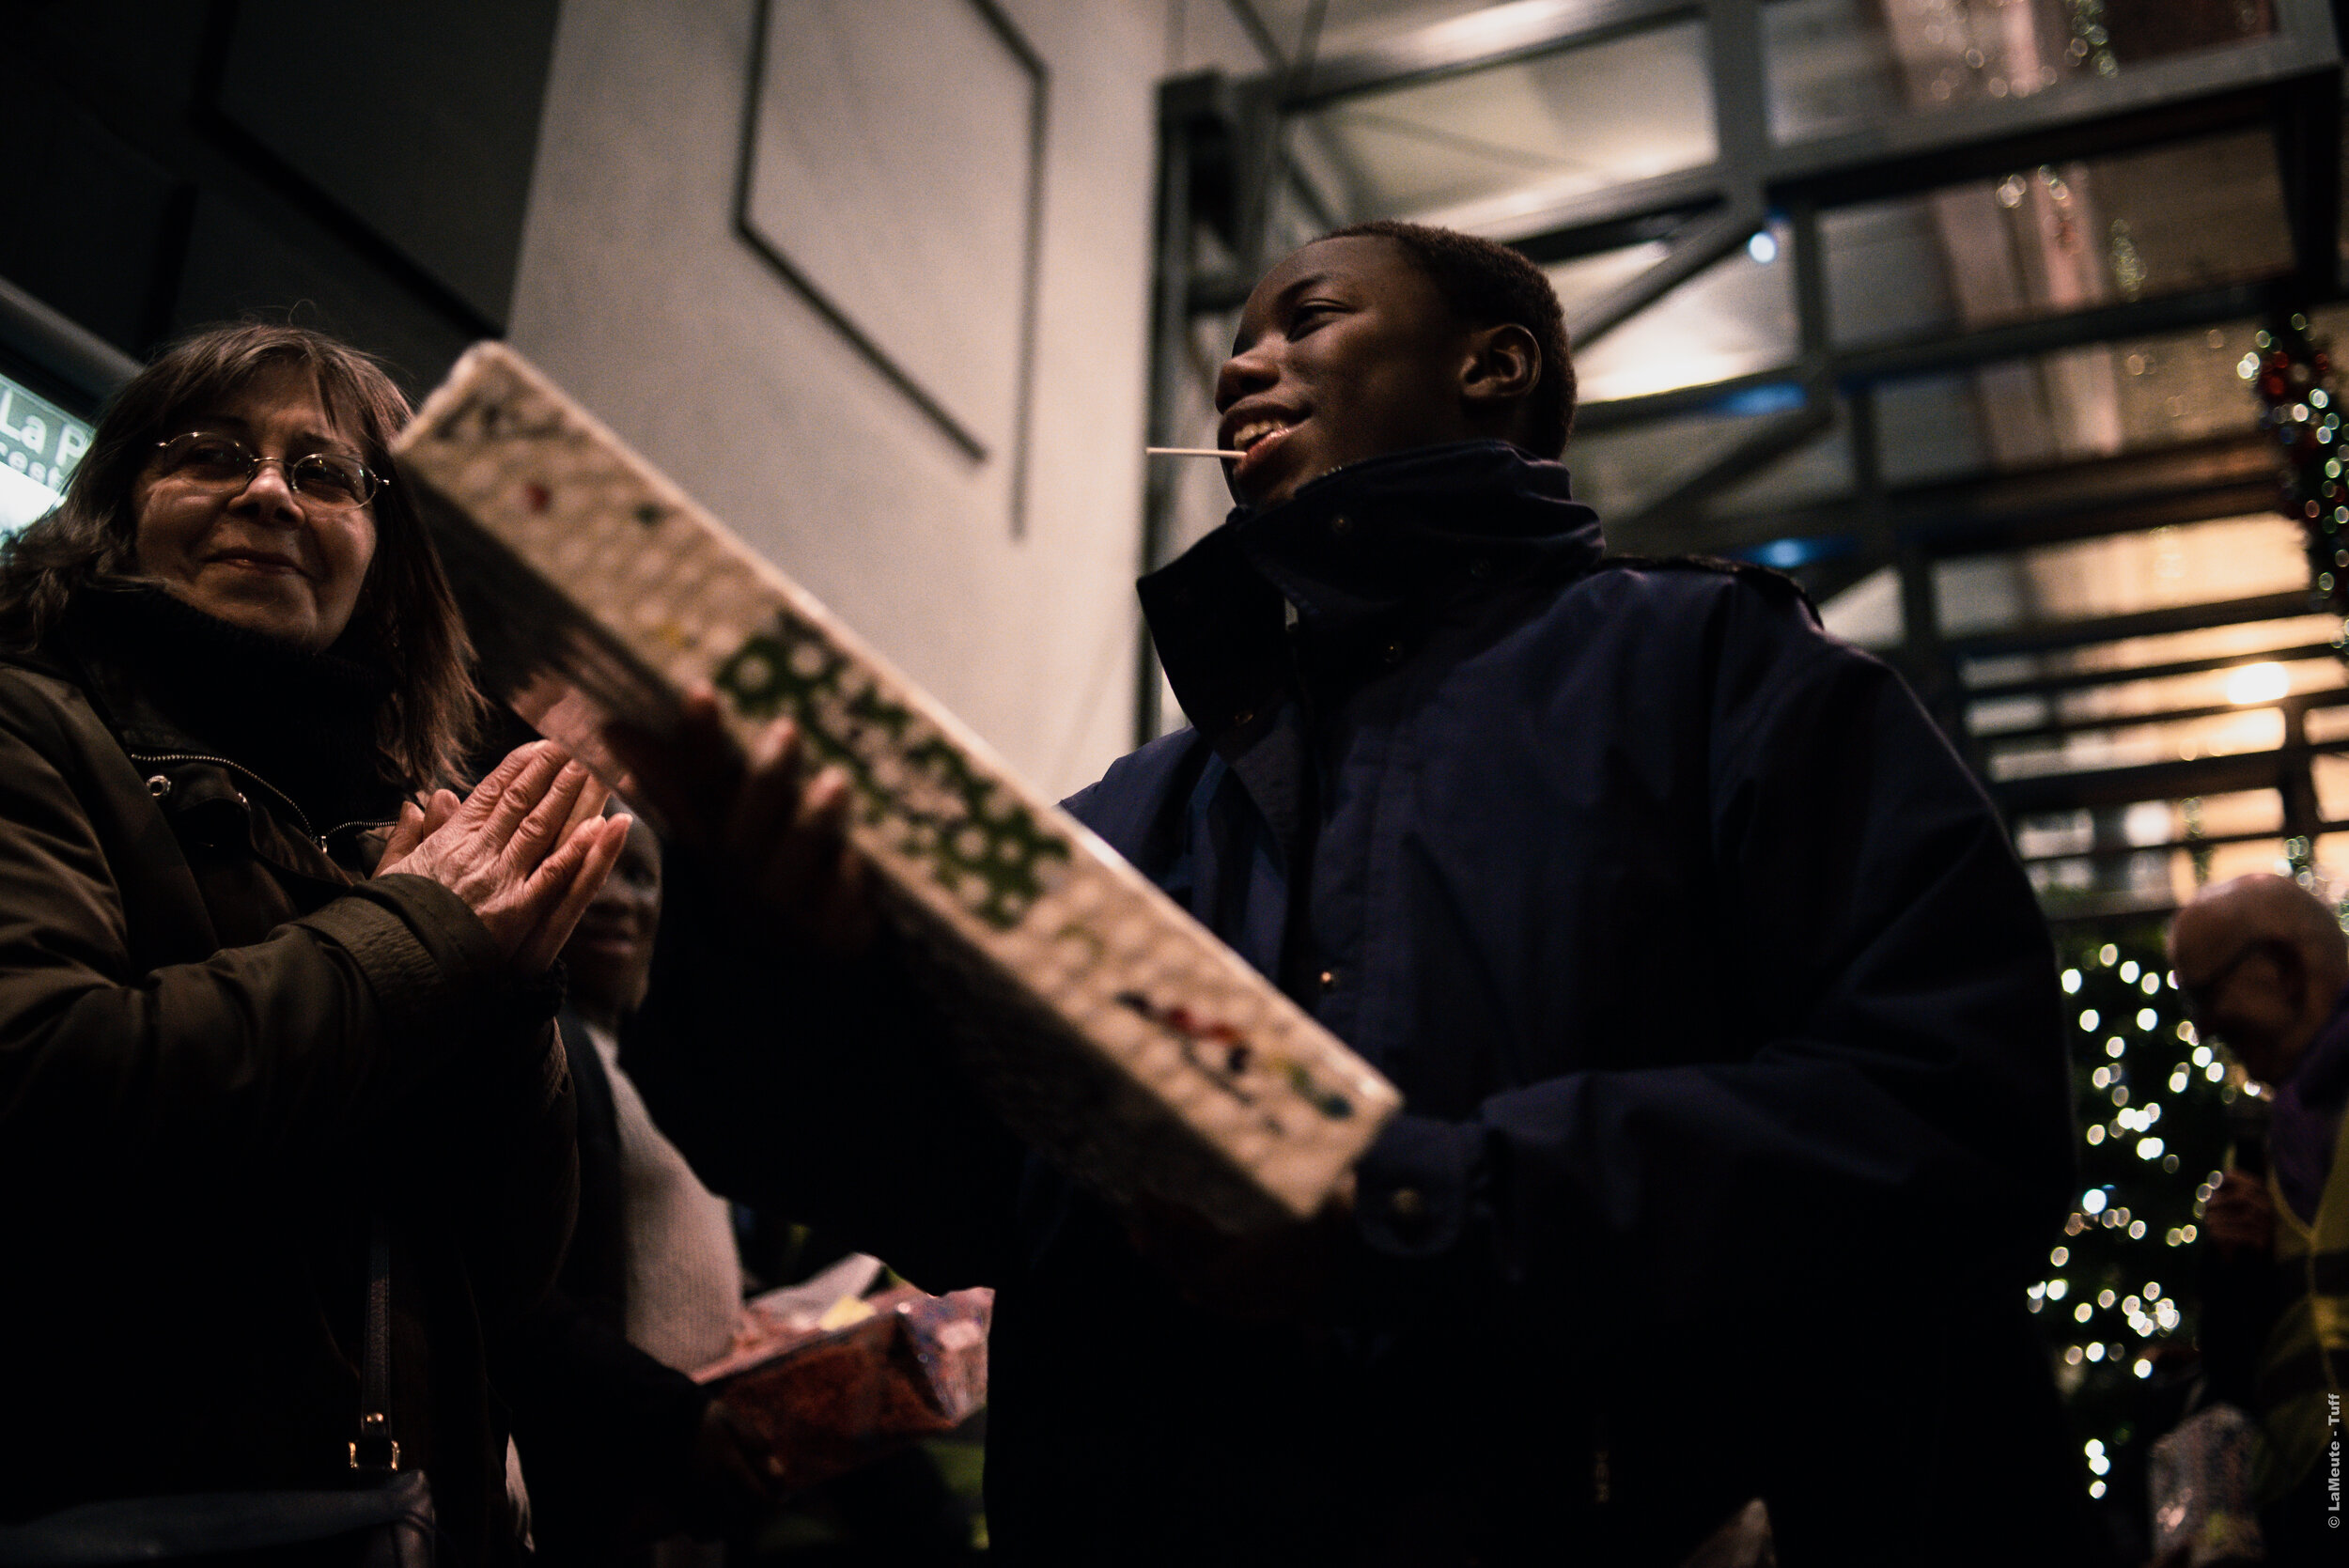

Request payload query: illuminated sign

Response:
[0,373,94,536]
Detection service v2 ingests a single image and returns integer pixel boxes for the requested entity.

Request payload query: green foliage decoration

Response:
[2043,926,2241,1500]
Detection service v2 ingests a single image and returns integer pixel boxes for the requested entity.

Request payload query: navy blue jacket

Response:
[638,443,2092,1564]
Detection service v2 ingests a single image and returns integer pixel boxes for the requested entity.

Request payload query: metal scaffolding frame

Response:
[1145,0,2349,917]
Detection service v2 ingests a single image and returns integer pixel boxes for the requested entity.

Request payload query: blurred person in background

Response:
[2170,873,2349,1562]
[0,322,629,1563]
[504,811,779,1565]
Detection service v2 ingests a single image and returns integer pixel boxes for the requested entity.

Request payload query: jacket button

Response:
[1330,515,1352,536]
[1318,969,1337,991]
[1389,1188,1426,1222]
[1380,641,1404,664]
[145,775,170,799]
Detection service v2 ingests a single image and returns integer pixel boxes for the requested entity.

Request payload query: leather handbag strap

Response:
[351,1212,397,1472]
[0,1473,434,1564]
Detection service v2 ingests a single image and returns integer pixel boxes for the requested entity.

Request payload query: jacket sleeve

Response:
[1345,581,2077,1327]
[623,856,1027,1292]
[500,1283,712,1548]
[421,1012,580,1327]
[0,685,514,1185]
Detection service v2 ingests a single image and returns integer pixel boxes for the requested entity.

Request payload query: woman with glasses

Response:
[0,322,631,1561]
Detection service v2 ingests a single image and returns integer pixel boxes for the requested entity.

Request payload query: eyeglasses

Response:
[2177,939,2279,1022]
[150,432,384,510]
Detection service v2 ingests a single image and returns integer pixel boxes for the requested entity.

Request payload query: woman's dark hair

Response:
[1323,219,1577,457]
[0,321,482,786]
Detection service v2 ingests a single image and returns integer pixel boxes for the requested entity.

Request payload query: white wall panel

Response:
[509,0,1184,797]
[740,0,1041,469]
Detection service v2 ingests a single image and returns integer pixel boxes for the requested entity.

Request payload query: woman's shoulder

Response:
[0,650,179,844]
[0,650,115,758]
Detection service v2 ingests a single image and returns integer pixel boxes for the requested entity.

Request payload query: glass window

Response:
[2181,788,2289,840]
[1765,0,2280,145]
[1824,132,2292,347]
[1973,653,2343,754]
[1563,222,1799,404]
[1940,514,2308,639]
[2305,702,2349,744]
[1875,320,2263,484]
[1875,370,1995,485]
[1985,706,2285,781]
[2310,833,2349,881]
[1304,21,1716,219]
[2043,654,2343,728]
[2311,752,2349,820]
[1820,564,1905,647]
[2016,790,2291,905]
[1765,0,1902,143]
[1545,239,1675,317]
[1566,402,1794,521]
[1706,401,1855,514]
[1960,613,2341,744]
[1958,611,2340,682]
[2192,837,2295,886]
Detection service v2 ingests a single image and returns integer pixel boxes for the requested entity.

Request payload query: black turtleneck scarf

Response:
[61,582,404,832]
[1137,441,1607,742]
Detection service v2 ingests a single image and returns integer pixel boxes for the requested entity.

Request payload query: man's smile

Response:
[1220,403,1309,498]
[1223,416,1294,453]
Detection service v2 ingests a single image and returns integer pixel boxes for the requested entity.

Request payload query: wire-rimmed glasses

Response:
[149,432,383,510]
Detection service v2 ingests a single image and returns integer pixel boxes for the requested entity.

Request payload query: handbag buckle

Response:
[350,1410,400,1471]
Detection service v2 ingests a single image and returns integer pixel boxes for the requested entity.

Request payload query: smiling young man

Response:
[625,222,2093,1565]
[1215,225,1566,503]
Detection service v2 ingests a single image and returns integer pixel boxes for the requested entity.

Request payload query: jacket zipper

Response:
[127,750,324,849]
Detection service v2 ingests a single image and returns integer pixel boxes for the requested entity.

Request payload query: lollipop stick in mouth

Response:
[1145,447,1239,459]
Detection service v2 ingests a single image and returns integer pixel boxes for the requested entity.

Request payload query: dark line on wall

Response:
[731,219,991,464]
[1221,0,1290,67]
[735,0,1033,472]
[196,111,509,343]
[970,0,1050,539]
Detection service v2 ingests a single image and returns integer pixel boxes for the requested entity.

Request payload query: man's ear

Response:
[1459,323,1541,426]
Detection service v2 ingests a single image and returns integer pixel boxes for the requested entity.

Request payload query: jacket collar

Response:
[1138,441,1605,734]
[53,583,403,836]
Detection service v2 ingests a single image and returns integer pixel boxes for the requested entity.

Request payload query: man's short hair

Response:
[1323,219,1576,458]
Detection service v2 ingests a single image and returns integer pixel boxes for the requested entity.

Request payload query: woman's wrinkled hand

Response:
[375,740,633,973]
[604,685,877,961]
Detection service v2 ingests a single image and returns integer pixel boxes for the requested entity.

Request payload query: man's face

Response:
[1215,236,1478,509]
[2170,930,2301,1084]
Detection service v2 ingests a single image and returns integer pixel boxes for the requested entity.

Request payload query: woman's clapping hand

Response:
[376,740,633,973]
